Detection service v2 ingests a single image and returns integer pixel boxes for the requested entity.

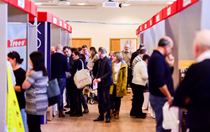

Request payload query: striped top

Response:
[25,70,49,115]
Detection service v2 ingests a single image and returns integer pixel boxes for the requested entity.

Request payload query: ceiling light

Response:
[35,2,42,5]
[168,2,173,4]
[122,4,130,6]
[78,3,86,5]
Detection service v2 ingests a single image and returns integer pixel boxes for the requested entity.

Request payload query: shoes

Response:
[59,111,65,117]
[105,117,110,123]
[65,111,71,114]
[115,110,119,119]
[93,116,104,122]
[83,108,89,114]
[130,111,136,116]
[70,112,83,117]
[136,113,147,119]
[64,105,70,108]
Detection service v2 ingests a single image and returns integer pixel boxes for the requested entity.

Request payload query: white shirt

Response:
[132,61,148,86]
[132,55,142,75]
[114,62,122,84]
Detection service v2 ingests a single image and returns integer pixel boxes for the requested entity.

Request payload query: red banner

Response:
[8,39,27,48]
[178,0,199,12]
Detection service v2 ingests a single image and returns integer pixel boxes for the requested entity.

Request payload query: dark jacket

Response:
[93,59,99,77]
[95,56,113,88]
[68,54,74,71]
[51,52,70,79]
[173,59,210,130]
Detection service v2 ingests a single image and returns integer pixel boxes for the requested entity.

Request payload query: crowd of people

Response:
[7,29,210,132]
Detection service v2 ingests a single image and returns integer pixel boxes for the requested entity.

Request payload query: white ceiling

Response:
[34,0,177,6]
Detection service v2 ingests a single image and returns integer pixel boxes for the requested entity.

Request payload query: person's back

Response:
[51,52,70,79]
[148,51,174,97]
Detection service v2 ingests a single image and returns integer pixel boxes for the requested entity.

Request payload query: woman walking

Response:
[22,51,48,132]
[110,52,127,119]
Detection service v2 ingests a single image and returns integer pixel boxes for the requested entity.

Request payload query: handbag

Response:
[47,78,61,106]
[74,59,92,89]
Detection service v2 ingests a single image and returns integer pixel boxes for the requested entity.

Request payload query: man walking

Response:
[148,37,174,132]
[93,47,113,123]
[173,30,210,132]
[51,44,70,117]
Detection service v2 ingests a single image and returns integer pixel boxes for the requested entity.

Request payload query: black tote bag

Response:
[47,78,61,106]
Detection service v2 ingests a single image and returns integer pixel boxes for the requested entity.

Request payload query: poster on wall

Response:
[120,39,136,52]
[7,23,27,71]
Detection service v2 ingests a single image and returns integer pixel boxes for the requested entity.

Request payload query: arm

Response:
[140,64,148,81]
[64,58,70,72]
[121,66,128,91]
[22,80,32,90]
[22,70,35,90]
[159,85,172,104]
[173,66,196,107]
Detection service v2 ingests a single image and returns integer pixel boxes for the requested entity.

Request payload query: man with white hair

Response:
[173,30,210,132]
[51,44,70,117]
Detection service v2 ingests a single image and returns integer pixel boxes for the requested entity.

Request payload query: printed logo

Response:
[64,23,67,29]
[150,20,152,26]
[8,39,26,48]
[156,15,160,23]
[18,0,25,8]
[60,21,62,26]
[145,24,147,29]
[53,17,57,24]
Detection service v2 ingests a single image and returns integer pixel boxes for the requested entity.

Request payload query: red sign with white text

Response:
[163,1,177,19]
[8,39,27,48]
[178,0,199,12]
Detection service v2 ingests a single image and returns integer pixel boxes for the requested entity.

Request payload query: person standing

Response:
[130,48,147,116]
[87,47,99,71]
[132,54,150,118]
[51,44,70,117]
[110,52,127,119]
[172,30,210,132]
[22,51,48,132]
[7,51,27,132]
[82,45,89,63]
[70,51,87,116]
[121,44,132,90]
[93,47,113,123]
[63,46,74,113]
[148,37,174,132]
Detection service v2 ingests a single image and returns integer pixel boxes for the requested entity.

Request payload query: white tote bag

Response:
[162,102,180,130]
[74,59,92,89]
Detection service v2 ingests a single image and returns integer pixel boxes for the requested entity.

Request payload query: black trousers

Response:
[111,85,122,110]
[132,83,144,116]
[127,67,131,88]
[190,126,210,132]
[27,114,42,132]
[97,86,111,118]
[72,84,83,114]
[66,78,75,112]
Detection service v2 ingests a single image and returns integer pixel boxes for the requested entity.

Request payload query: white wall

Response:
[38,6,165,51]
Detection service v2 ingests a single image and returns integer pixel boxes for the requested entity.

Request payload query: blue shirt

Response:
[148,50,174,97]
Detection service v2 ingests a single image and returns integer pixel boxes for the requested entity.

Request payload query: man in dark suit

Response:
[63,46,75,114]
[51,44,70,117]
[173,30,210,132]
[93,47,113,123]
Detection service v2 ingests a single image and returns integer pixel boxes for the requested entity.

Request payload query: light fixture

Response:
[168,2,173,4]
[34,2,42,5]
[78,3,86,5]
[122,4,130,6]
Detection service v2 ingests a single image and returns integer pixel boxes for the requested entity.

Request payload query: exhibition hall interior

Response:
[1,0,210,132]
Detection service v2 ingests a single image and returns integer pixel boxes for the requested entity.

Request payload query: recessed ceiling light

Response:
[168,2,173,4]
[35,2,42,5]
[122,4,130,6]
[78,3,86,5]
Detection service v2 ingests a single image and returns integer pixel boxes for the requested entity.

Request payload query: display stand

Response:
[0,0,37,131]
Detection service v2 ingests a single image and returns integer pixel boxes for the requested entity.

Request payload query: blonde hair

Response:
[113,52,123,62]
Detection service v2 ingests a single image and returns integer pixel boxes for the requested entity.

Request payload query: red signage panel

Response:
[154,10,163,24]
[163,1,178,19]
[8,38,27,48]
[177,0,199,12]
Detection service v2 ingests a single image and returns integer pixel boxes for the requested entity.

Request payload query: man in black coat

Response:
[63,46,75,114]
[93,47,113,123]
[51,44,70,117]
[173,30,210,132]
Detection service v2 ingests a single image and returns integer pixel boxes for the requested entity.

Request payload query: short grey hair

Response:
[113,52,123,62]
[194,30,210,48]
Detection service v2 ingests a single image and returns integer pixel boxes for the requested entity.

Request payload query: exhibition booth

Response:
[136,0,210,131]
[0,0,37,131]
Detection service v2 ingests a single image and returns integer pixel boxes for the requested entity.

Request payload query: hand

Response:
[121,89,124,92]
[97,78,101,83]
[166,54,175,67]
[168,96,173,108]
[26,68,32,77]
[93,79,97,86]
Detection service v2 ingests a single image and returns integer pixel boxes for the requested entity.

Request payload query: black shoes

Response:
[64,105,70,108]
[93,117,104,122]
[105,117,110,123]
[136,113,147,119]
[70,112,83,117]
